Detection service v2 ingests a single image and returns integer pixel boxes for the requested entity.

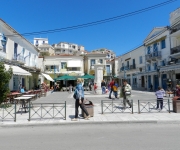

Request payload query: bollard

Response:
[28,100,31,121]
[101,101,103,114]
[168,99,170,113]
[14,102,16,122]
[65,101,66,120]
[131,100,133,114]
[138,100,140,114]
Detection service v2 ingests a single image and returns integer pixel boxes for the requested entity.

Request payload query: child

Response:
[94,83,97,94]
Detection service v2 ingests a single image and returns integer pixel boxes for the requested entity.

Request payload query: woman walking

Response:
[72,78,90,121]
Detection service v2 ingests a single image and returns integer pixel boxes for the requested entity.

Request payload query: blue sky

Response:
[0,0,180,56]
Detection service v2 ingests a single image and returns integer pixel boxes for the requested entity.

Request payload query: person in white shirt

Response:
[155,87,165,110]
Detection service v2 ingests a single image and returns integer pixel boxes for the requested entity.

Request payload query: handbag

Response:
[73,93,76,99]
[125,91,131,96]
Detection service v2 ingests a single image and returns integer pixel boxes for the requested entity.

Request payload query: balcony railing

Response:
[12,55,25,63]
[120,66,129,71]
[171,45,180,55]
[145,51,161,62]
[130,64,136,70]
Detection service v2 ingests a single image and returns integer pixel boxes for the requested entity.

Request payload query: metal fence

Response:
[0,103,16,122]
[101,100,133,114]
[138,99,172,113]
[28,102,66,121]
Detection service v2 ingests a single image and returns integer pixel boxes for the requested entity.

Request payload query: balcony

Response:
[130,64,136,70]
[170,8,180,26]
[12,55,25,64]
[171,45,180,58]
[120,66,129,72]
[145,51,161,62]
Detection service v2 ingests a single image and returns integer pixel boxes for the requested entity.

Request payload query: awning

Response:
[160,64,180,72]
[5,64,32,76]
[67,61,81,67]
[42,73,54,82]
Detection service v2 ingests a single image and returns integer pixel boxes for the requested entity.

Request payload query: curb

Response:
[1,120,180,128]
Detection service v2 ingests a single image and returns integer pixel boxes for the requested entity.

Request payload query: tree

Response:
[39,52,50,57]
[0,62,13,104]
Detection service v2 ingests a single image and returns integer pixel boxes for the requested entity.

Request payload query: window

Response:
[51,66,54,69]
[63,50,65,53]
[139,56,143,64]
[147,64,151,71]
[154,63,157,70]
[91,59,95,66]
[36,40,38,44]
[147,46,151,54]
[153,43,158,52]
[99,59,103,64]
[161,39,166,49]
[14,43,18,60]
[106,65,110,73]
[43,41,45,44]
[61,62,67,69]
[127,61,129,68]
[161,59,166,66]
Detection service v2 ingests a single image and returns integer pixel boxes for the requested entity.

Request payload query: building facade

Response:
[0,19,40,91]
[53,42,85,56]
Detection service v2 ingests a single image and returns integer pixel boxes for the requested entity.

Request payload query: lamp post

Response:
[1,34,6,46]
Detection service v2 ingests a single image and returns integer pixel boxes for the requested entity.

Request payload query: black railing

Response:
[101,100,133,114]
[138,99,171,113]
[130,64,136,70]
[0,103,16,122]
[28,102,66,121]
[171,45,180,54]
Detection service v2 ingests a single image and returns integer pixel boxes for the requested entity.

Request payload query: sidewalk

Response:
[0,91,179,127]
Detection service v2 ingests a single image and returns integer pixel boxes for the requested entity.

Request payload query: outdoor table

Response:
[7,93,22,103]
[22,94,36,100]
[14,97,32,114]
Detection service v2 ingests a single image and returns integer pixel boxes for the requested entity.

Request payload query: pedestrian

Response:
[109,79,115,99]
[88,81,92,91]
[20,86,25,93]
[72,78,90,121]
[175,85,180,96]
[120,79,132,108]
[101,80,106,94]
[150,84,153,91]
[69,84,73,93]
[113,80,118,98]
[155,86,165,110]
[94,83,98,94]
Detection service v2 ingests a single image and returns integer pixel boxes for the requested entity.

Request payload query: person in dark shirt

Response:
[101,80,106,94]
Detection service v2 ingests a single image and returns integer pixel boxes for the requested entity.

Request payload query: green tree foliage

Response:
[39,52,50,57]
[0,62,13,104]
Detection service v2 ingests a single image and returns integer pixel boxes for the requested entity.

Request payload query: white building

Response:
[0,19,40,91]
[38,55,84,87]
[118,46,145,88]
[53,42,85,55]
[34,38,55,56]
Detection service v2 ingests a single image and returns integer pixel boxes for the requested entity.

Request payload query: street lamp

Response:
[0,33,7,48]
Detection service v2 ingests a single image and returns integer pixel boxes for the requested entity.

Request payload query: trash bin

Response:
[82,100,94,117]
[172,96,180,113]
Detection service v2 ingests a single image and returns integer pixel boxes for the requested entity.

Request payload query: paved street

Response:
[0,123,180,150]
[0,90,178,126]
[34,90,161,104]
